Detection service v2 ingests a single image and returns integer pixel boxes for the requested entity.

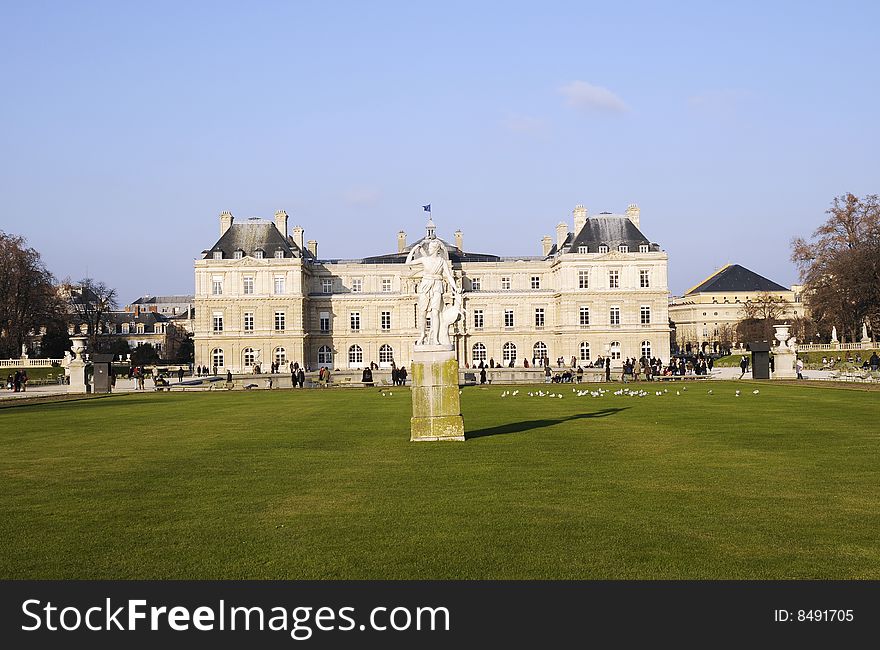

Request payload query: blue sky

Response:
[1,1,878,302]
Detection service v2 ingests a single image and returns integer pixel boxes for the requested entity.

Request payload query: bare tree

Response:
[739,292,788,321]
[61,278,118,350]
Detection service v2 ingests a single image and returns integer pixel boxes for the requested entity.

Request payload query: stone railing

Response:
[796,342,875,352]
[0,358,62,368]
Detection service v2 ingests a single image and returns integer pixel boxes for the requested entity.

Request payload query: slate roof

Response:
[203,219,310,259]
[361,236,501,264]
[130,295,194,305]
[684,264,789,295]
[547,214,660,257]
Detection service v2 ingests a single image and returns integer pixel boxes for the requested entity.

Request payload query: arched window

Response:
[609,341,621,360]
[211,348,224,369]
[318,345,333,365]
[579,342,591,362]
[243,347,256,368]
[472,343,487,363]
[641,340,652,359]
[379,344,394,365]
[274,347,286,365]
[348,345,363,366]
[502,342,517,363]
[533,341,548,360]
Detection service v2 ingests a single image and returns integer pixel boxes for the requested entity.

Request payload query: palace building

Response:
[193,205,671,373]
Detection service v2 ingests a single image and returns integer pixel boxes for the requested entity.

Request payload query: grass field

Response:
[1,382,878,579]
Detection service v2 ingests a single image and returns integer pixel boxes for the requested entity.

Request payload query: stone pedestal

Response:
[773,350,797,379]
[67,360,90,394]
[410,345,465,441]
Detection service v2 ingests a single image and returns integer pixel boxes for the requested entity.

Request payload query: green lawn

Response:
[1,382,878,579]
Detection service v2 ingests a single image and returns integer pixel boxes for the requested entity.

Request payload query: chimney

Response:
[626,204,640,230]
[274,210,288,238]
[541,235,553,257]
[397,231,407,253]
[556,222,569,251]
[307,239,318,258]
[573,204,588,233]
[219,211,234,236]
[454,229,463,250]
[292,226,304,251]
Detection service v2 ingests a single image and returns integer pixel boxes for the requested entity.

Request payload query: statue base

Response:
[410,346,465,441]
[67,360,90,394]
[773,350,797,379]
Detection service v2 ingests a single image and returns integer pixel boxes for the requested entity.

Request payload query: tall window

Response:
[610,307,620,326]
[275,311,285,331]
[579,306,590,327]
[381,311,391,331]
[348,345,363,365]
[640,270,650,288]
[473,309,484,329]
[579,342,591,362]
[275,347,286,365]
[211,348,224,368]
[319,312,330,332]
[578,270,589,289]
[382,278,392,292]
[472,343,487,362]
[212,313,224,333]
[501,277,511,290]
[379,344,394,364]
[502,342,517,363]
[351,278,363,293]
[243,277,254,295]
[531,276,541,289]
[350,312,360,331]
[322,278,332,294]
[243,348,255,368]
[274,276,285,294]
[533,342,548,360]
[610,341,621,360]
[534,308,545,328]
[641,341,652,359]
[504,309,514,328]
[470,277,481,291]
[243,312,254,333]
[609,270,619,289]
[212,278,223,295]
[318,345,333,365]
[640,306,651,325]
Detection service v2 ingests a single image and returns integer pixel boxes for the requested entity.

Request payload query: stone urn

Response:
[70,335,88,360]
[774,324,791,349]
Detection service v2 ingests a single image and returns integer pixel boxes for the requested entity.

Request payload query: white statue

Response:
[406,238,461,346]
[862,322,870,342]
[831,326,838,342]
[438,292,466,346]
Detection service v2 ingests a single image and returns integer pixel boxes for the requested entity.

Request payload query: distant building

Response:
[668,263,805,353]
[126,295,195,333]
[194,205,672,373]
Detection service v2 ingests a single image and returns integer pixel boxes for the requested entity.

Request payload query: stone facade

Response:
[194,205,671,373]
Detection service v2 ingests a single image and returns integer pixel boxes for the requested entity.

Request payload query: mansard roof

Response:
[684,264,789,295]
[203,220,310,260]
[361,236,501,265]
[548,214,660,257]
[130,295,194,305]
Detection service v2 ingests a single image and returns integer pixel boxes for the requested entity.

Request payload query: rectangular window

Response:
[471,277,481,291]
[319,311,330,333]
[212,278,223,295]
[609,270,619,289]
[640,270,650,288]
[534,308,545,328]
[598,245,608,254]
[641,306,651,325]
[639,244,649,253]
[382,278,392,292]
[254,250,264,259]
[212,251,222,260]
[351,278,363,293]
[275,250,285,259]
[578,270,589,289]
[322,279,332,294]
[212,313,224,333]
[233,250,243,259]
[501,277,511,290]
[243,312,254,332]
[381,311,391,330]
[275,311,285,331]
[531,276,541,290]
[350,312,360,331]
[610,307,620,326]
[473,309,484,329]
[243,277,254,295]
[274,276,285,294]
[579,306,590,326]
[578,246,588,254]
[504,309,514,328]
[619,245,628,253]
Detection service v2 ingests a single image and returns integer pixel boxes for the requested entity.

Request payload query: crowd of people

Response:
[5,369,28,392]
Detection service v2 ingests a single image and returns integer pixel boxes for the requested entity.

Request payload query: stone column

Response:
[410,345,465,441]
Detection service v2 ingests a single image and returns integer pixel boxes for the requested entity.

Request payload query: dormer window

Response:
[213,251,223,260]
[598,245,609,254]
[274,250,284,259]
[233,250,243,259]
[578,246,588,254]
[254,249,264,259]
[618,245,628,253]
[639,244,649,253]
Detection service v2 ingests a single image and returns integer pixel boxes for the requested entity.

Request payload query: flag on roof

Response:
[422,204,431,212]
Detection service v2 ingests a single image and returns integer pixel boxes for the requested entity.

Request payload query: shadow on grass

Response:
[465,407,629,439]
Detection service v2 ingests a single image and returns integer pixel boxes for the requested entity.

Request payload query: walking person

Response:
[604,357,611,382]
[739,355,749,379]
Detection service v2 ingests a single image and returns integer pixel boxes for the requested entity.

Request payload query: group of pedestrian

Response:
[390,364,408,386]
[289,361,306,388]
[5,370,28,392]
[195,365,214,376]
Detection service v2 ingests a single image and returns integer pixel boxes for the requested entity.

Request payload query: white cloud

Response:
[502,114,547,133]
[343,186,383,207]
[559,80,628,113]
